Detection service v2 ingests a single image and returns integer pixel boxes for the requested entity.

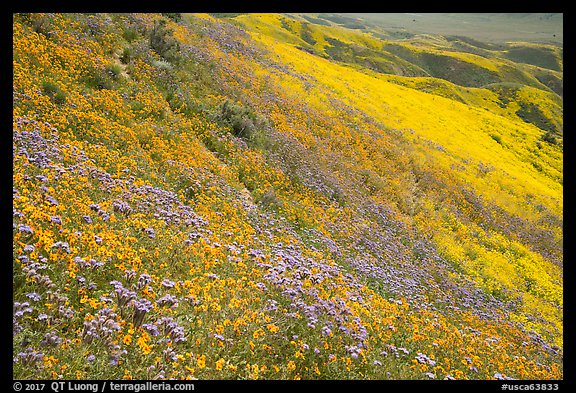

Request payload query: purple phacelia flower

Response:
[83,215,93,224]
[87,354,96,362]
[23,244,35,253]
[51,241,70,253]
[156,294,178,308]
[142,323,160,336]
[100,296,113,304]
[51,216,62,225]
[138,273,152,289]
[45,195,58,206]
[41,331,62,347]
[26,292,41,302]
[144,228,155,239]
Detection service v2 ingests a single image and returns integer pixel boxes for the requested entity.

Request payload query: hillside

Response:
[13,13,562,380]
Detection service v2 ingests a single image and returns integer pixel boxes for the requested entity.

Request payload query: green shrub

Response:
[31,13,52,36]
[120,47,133,64]
[149,20,180,62]
[220,100,257,140]
[489,133,503,145]
[257,187,283,210]
[81,67,114,90]
[122,26,139,43]
[41,80,67,105]
[107,63,123,80]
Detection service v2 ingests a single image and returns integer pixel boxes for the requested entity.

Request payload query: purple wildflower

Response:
[415,353,436,366]
[137,273,152,289]
[26,292,41,302]
[15,348,44,366]
[41,331,62,347]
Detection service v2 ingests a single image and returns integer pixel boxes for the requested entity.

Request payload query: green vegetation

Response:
[149,19,180,62]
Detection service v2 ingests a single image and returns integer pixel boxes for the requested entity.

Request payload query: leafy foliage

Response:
[12,13,562,381]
